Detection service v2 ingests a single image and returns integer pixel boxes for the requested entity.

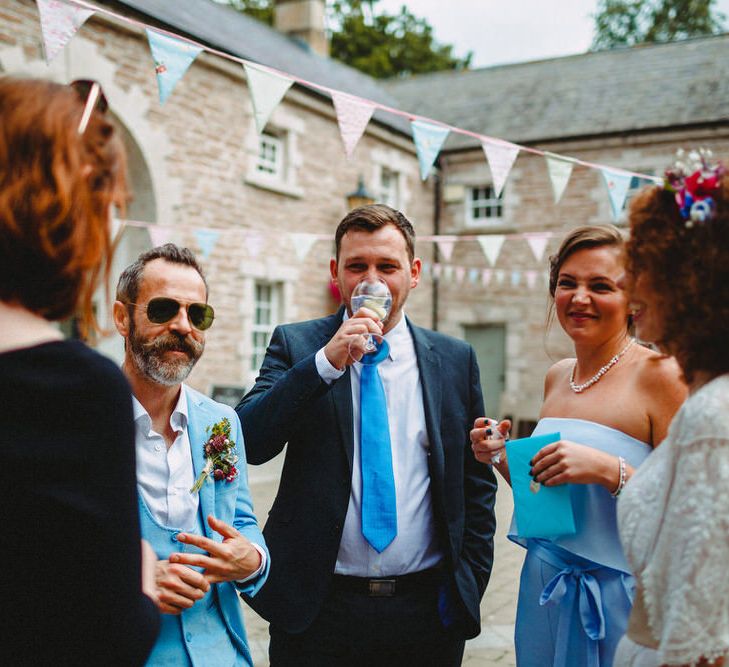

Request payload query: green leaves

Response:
[592,0,726,50]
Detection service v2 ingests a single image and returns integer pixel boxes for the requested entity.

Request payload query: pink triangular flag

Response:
[147,224,176,247]
[436,238,456,261]
[481,140,520,197]
[331,91,375,160]
[455,266,466,283]
[523,232,550,263]
[433,263,442,279]
[481,268,493,287]
[526,270,538,289]
[36,0,94,64]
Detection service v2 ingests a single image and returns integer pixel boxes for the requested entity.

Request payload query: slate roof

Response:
[111,0,411,134]
[383,33,729,150]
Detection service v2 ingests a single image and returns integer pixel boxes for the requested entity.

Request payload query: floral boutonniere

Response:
[190,417,239,494]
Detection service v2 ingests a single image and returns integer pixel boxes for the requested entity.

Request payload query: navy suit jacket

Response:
[236,310,497,638]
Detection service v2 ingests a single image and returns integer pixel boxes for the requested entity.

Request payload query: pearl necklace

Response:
[569,338,635,393]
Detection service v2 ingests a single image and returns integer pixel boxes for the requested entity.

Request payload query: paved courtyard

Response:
[242,456,523,666]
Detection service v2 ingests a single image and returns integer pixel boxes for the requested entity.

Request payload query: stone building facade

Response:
[2,0,728,436]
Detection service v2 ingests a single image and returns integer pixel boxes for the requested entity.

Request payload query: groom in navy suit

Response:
[237,204,498,666]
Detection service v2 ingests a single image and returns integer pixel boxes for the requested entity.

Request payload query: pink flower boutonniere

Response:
[190,417,239,494]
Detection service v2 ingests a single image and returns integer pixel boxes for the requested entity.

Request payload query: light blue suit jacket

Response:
[141,385,269,666]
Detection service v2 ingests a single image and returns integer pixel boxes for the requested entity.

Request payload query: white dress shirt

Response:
[134,388,199,530]
[133,386,266,579]
[316,314,443,577]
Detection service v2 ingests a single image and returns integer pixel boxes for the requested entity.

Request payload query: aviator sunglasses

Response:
[130,297,215,331]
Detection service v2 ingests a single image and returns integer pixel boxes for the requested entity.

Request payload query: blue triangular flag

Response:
[146,29,203,104]
[411,120,450,181]
[194,229,220,260]
[600,168,632,221]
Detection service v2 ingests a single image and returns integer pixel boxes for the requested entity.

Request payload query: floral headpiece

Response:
[664,148,724,228]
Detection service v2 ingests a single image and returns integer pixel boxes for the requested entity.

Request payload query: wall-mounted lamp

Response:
[346,175,375,210]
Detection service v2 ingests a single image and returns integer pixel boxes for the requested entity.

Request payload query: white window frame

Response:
[465,185,504,227]
[256,132,284,179]
[377,165,401,208]
[251,281,282,372]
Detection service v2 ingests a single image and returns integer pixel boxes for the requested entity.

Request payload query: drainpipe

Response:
[432,169,441,331]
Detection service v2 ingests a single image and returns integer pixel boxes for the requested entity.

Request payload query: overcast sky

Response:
[374,0,729,68]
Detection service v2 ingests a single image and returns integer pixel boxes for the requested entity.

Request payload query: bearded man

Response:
[113,243,268,667]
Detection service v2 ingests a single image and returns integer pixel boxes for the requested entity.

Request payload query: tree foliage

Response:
[214,0,471,78]
[592,0,726,49]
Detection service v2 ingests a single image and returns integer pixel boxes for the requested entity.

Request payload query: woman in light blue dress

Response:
[471,225,685,667]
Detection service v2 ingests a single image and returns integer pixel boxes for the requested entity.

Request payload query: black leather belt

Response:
[332,567,442,597]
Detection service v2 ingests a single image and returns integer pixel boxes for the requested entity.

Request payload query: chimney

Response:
[274,0,329,57]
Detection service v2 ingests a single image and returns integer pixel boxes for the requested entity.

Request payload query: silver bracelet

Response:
[611,456,626,497]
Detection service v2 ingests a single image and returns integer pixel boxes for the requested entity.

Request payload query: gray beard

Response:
[128,322,204,387]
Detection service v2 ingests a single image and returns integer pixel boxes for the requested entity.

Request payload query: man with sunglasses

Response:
[113,243,269,667]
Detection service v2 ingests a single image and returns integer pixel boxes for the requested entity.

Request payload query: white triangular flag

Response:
[110,217,124,243]
[245,231,265,258]
[436,238,456,261]
[147,225,175,248]
[36,0,94,64]
[544,152,575,204]
[495,269,506,286]
[481,140,519,197]
[290,233,317,261]
[477,235,506,267]
[243,63,293,134]
[523,232,550,263]
[194,228,220,260]
[433,264,442,279]
[443,265,454,282]
[600,167,633,221]
[146,29,203,104]
[331,91,375,159]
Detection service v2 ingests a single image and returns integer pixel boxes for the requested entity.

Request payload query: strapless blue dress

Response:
[508,418,652,667]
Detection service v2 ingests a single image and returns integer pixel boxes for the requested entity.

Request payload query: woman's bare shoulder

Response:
[544,358,574,395]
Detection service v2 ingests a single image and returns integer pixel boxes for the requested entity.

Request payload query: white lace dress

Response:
[615,374,729,666]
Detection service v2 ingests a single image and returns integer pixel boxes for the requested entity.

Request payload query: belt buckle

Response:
[368,579,396,597]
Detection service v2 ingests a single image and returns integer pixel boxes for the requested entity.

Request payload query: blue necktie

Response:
[359,339,397,553]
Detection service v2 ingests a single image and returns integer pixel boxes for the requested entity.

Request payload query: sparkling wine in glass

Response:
[348,279,392,360]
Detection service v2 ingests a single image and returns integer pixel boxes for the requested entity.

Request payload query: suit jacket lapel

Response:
[185,386,216,537]
[325,308,355,473]
[409,321,445,487]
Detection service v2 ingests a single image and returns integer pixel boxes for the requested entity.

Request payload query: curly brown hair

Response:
[0,77,127,333]
[625,172,729,383]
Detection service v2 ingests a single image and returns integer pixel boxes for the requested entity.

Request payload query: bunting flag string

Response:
[193,228,220,260]
[39,0,662,221]
[36,0,94,64]
[545,152,576,204]
[243,62,294,134]
[481,140,520,197]
[331,91,376,160]
[146,29,203,104]
[411,120,450,181]
[600,168,633,221]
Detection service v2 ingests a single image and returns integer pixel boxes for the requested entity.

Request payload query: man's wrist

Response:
[315,347,345,384]
[236,543,266,583]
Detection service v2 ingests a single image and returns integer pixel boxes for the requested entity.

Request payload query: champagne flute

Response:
[347,278,392,362]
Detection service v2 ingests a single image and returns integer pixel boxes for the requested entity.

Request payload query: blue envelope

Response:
[506,432,576,539]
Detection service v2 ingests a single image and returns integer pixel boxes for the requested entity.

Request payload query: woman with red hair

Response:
[615,153,729,667]
[0,77,159,664]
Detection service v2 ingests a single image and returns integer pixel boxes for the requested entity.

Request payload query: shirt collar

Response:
[132,385,189,435]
